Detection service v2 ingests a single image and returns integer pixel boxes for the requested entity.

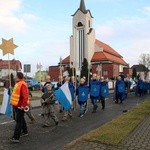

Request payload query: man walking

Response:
[9,72,30,143]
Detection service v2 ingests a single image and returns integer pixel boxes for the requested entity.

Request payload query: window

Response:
[103,71,108,76]
[77,22,83,27]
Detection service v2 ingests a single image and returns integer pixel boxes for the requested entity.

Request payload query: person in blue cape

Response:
[41,75,54,93]
[115,76,125,104]
[124,77,131,98]
[69,76,77,110]
[99,76,109,110]
[90,73,100,113]
[136,77,143,97]
[56,75,64,90]
[143,81,148,95]
[76,78,89,117]
[148,81,150,94]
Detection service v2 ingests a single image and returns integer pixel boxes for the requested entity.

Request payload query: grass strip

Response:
[82,99,150,145]
[65,99,150,149]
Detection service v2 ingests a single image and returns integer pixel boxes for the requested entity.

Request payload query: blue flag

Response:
[54,82,72,111]
[0,88,12,117]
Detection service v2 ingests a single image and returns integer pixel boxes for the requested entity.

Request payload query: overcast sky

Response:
[0,0,150,77]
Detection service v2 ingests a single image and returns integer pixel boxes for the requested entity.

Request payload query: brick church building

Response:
[49,0,132,81]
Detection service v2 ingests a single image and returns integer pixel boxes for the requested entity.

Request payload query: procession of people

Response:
[1,72,150,143]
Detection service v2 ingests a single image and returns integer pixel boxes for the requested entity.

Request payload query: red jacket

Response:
[16,84,29,108]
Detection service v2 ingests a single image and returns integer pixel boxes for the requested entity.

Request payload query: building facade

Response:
[49,0,131,81]
[35,71,48,82]
[0,59,22,79]
[131,64,150,81]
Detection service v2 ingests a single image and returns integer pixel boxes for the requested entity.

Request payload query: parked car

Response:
[26,79,41,91]
[40,81,58,89]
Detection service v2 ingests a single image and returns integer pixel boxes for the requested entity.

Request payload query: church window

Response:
[77,22,83,27]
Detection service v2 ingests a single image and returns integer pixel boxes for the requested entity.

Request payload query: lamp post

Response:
[59,57,64,84]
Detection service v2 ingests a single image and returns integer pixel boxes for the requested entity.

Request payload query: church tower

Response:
[70,0,95,75]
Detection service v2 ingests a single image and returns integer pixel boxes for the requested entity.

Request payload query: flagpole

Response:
[59,57,63,85]
[74,67,77,111]
[0,38,18,118]
[71,62,77,110]
[8,53,11,88]
[87,64,92,112]
[88,65,91,86]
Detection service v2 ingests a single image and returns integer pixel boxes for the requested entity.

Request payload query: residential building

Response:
[131,64,150,81]
[35,71,48,82]
[0,59,22,79]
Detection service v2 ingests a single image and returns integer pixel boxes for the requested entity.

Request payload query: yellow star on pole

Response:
[0,38,18,56]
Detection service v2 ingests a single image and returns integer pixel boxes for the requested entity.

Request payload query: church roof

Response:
[91,52,127,65]
[62,39,128,66]
[95,39,122,57]
[79,0,87,14]
[62,56,70,64]
[72,0,93,18]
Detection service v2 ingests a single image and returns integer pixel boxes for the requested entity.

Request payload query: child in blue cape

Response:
[77,78,89,117]
[99,77,109,110]
[115,76,125,104]
[90,73,100,113]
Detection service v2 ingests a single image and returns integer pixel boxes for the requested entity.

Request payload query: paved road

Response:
[0,93,149,150]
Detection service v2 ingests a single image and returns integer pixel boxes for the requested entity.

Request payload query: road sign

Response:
[24,64,31,73]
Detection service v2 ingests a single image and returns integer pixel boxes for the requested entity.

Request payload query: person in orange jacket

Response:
[9,72,30,143]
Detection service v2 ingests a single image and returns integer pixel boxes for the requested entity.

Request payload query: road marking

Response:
[0,120,14,125]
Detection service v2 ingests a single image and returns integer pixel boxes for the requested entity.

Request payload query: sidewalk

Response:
[0,90,115,113]
[0,99,41,114]
[66,115,150,150]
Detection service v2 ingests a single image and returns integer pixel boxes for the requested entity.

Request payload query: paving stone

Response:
[69,115,150,150]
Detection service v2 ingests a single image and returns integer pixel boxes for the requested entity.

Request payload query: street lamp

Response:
[59,57,64,83]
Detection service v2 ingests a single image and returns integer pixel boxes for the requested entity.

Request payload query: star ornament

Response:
[0,38,18,56]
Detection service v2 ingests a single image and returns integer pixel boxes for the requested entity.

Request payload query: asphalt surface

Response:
[0,93,149,150]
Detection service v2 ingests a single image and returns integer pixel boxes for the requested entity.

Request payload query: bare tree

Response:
[139,53,150,79]
[139,53,150,69]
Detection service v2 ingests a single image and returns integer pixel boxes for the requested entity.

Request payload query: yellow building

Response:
[35,71,48,82]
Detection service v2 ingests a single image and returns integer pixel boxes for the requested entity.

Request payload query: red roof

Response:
[0,59,22,70]
[92,52,127,65]
[95,39,122,57]
[62,56,70,64]
[61,39,128,66]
